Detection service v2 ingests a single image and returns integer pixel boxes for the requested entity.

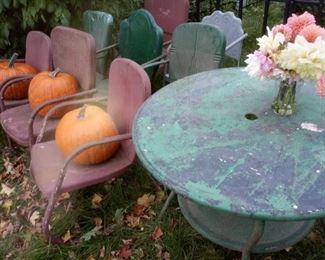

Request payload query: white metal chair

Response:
[202,10,247,66]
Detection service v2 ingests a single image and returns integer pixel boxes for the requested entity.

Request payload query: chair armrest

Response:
[42,133,131,242]
[142,59,169,69]
[225,33,248,51]
[0,74,34,112]
[28,89,97,148]
[35,95,108,145]
[96,43,119,54]
[142,53,168,66]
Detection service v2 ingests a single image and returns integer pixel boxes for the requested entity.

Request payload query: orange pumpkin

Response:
[0,53,38,100]
[55,105,119,165]
[28,68,79,118]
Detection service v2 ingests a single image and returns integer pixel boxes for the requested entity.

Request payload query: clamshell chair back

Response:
[169,23,226,82]
[25,31,52,71]
[51,26,96,91]
[119,9,163,79]
[83,10,114,76]
[202,11,246,63]
[144,0,190,42]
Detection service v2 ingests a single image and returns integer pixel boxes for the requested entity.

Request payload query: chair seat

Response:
[0,104,59,146]
[30,140,132,198]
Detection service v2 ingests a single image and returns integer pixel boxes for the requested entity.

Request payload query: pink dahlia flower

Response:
[316,74,325,97]
[272,24,293,41]
[299,24,325,42]
[287,12,316,39]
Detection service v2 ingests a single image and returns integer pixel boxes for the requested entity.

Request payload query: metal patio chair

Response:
[30,58,151,243]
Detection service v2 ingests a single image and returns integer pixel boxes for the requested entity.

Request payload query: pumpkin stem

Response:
[77,104,88,119]
[49,68,61,78]
[7,53,19,68]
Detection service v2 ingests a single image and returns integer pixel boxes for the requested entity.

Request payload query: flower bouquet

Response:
[244,12,325,116]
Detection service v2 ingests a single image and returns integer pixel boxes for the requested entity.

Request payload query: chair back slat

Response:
[169,23,226,82]
[51,26,96,90]
[107,58,151,162]
[144,0,189,41]
[119,9,163,78]
[25,31,52,71]
[202,11,245,62]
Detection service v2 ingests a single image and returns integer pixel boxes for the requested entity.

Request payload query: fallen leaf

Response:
[151,227,163,241]
[117,239,133,259]
[99,246,106,258]
[0,184,15,196]
[137,193,155,208]
[2,199,13,213]
[91,193,103,208]
[307,231,321,242]
[62,230,73,243]
[125,214,140,228]
[285,246,293,252]
[133,204,146,216]
[94,217,103,227]
[29,211,40,226]
[87,255,96,260]
[155,191,165,203]
[80,226,102,241]
[58,192,70,201]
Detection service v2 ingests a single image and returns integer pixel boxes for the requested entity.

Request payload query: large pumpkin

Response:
[0,53,38,100]
[28,68,79,118]
[55,105,119,165]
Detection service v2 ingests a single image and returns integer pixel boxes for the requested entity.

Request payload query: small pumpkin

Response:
[28,68,79,118]
[0,53,38,100]
[55,105,119,165]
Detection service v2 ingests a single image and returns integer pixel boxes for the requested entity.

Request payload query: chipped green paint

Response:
[133,68,325,221]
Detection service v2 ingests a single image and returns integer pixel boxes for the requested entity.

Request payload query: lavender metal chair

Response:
[0,31,52,111]
[202,10,247,66]
[0,26,96,147]
[30,58,151,243]
[144,0,190,42]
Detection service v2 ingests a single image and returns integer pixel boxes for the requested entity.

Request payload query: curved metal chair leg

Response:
[241,220,265,260]
[158,190,175,220]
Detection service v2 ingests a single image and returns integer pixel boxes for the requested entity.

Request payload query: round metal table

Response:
[132,68,325,259]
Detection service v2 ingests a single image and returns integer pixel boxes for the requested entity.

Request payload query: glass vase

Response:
[272,79,296,116]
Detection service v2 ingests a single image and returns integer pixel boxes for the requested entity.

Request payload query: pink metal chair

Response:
[29,58,151,243]
[144,0,190,42]
[0,26,96,147]
[0,31,52,111]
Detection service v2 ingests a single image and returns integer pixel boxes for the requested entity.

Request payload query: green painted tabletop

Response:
[132,68,325,221]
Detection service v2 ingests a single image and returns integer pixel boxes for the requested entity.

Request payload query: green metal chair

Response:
[144,22,226,84]
[104,9,163,79]
[82,10,114,77]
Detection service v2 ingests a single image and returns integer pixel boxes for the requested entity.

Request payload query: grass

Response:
[0,2,325,260]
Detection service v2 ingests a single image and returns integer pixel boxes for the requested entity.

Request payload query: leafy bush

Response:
[0,0,145,58]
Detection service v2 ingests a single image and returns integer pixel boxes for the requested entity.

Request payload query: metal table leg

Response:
[241,220,265,260]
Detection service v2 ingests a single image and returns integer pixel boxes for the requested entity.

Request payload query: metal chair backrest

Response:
[107,58,151,162]
[202,11,245,62]
[82,10,114,75]
[118,9,163,78]
[25,31,52,71]
[51,26,96,91]
[168,22,226,82]
[144,0,189,42]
